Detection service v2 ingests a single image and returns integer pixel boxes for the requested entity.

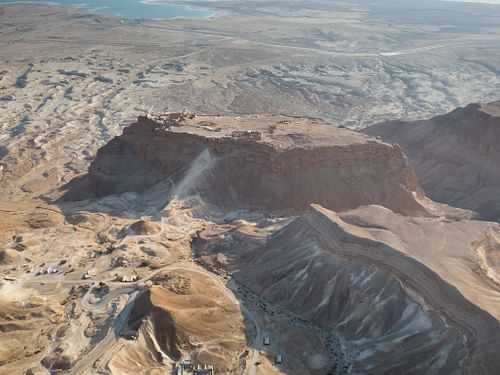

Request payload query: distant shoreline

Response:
[0,0,217,20]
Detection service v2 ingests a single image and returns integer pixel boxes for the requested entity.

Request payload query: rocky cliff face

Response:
[365,101,500,221]
[68,114,427,216]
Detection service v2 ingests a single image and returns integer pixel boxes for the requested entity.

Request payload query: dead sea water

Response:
[0,0,214,19]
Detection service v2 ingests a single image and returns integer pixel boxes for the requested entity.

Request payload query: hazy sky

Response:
[444,0,500,4]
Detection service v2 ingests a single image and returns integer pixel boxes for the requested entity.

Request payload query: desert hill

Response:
[109,270,246,374]
[0,201,64,245]
[365,101,500,221]
[194,204,500,374]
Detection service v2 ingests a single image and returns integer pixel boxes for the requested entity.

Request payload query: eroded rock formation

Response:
[66,114,427,216]
[365,101,500,221]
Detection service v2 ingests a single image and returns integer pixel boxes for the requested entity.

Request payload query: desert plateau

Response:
[1,1,500,374]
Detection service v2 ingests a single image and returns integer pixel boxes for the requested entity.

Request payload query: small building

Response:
[176,361,214,375]
[181,359,193,371]
[120,274,138,282]
[82,270,96,279]
[193,364,215,375]
[231,130,263,141]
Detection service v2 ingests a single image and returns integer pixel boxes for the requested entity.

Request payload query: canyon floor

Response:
[1,2,500,375]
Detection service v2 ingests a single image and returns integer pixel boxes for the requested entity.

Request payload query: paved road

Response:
[62,262,260,374]
[132,24,500,58]
[24,260,270,374]
[81,286,134,312]
[69,291,139,375]
[242,304,264,375]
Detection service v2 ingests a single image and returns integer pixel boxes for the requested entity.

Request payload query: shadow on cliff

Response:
[50,143,220,222]
[58,174,97,201]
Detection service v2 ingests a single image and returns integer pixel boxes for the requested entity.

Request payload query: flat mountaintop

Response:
[144,113,378,150]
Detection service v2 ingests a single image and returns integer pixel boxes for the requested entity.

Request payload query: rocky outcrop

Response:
[126,220,161,236]
[0,201,64,245]
[66,114,427,216]
[365,101,500,221]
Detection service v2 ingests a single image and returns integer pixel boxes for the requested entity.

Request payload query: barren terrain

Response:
[1,112,499,374]
[1,1,500,374]
[365,101,500,221]
[2,0,500,202]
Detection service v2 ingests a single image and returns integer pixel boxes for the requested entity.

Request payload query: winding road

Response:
[69,291,139,375]
[47,261,265,374]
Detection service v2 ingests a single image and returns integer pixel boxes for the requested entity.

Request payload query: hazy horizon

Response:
[443,0,500,4]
